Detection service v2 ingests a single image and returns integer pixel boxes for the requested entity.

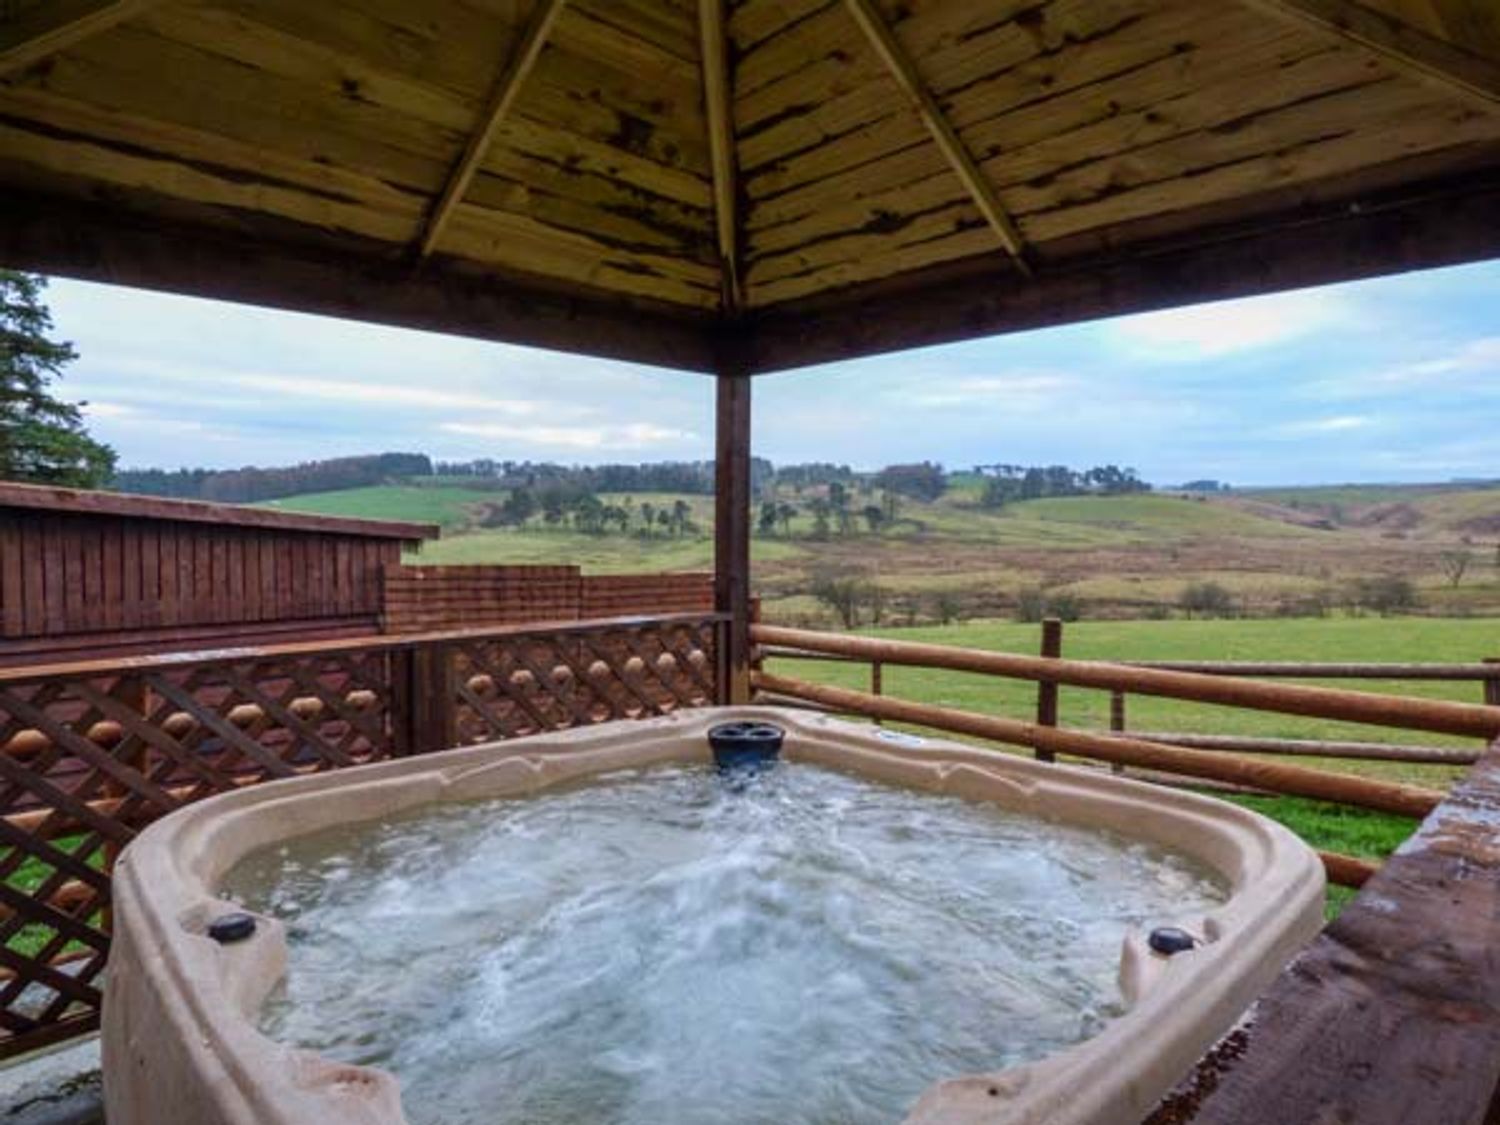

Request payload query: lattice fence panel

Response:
[453,619,719,744]
[0,647,398,1054]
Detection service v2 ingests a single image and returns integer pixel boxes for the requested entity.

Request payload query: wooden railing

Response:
[0,611,726,1058]
[751,622,1500,889]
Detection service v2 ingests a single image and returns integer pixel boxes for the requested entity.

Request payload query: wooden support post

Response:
[714,370,752,704]
[871,659,883,726]
[1109,689,1127,774]
[397,642,456,755]
[1035,617,1061,762]
[1484,658,1500,707]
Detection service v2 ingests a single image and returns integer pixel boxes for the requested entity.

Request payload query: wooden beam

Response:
[842,0,1031,274]
[1152,736,1500,1124]
[698,0,743,312]
[0,191,716,372]
[714,367,752,704]
[1238,0,1500,109]
[415,0,567,258]
[747,162,1500,371]
[0,0,160,77]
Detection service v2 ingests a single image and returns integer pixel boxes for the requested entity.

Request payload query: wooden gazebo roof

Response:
[2,0,1499,373]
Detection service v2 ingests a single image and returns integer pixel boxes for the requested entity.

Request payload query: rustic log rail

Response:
[0,611,726,1059]
[753,671,1445,818]
[751,623,1500,895]
[752,625,1500,740]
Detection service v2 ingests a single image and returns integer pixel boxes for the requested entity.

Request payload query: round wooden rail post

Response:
[752,670,1442,819]
[1319,850,1378,889]
[1034,617,1061,762]
[750,624,1500,740]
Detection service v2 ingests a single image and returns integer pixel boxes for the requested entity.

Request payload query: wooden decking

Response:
[1153,734,1500,1124]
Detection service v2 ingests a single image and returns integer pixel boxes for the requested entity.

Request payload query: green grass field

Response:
[259,485,491,529]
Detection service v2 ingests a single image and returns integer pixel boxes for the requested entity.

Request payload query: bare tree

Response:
[1440,548,1474,588]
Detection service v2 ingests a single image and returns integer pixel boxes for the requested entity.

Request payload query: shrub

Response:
[1047,593,1082,622]
[933,592,961,626]
[1013,587,1080,623]
[1179,581,1235,618]
[1347,574,1418,616]
[1014,587,1047,623]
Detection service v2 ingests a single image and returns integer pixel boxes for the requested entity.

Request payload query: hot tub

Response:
[102,707,1323,1125]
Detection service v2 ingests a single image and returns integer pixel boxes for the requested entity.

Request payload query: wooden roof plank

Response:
[1240,0,1500,109]
[842,0,1030,273]
[745,51,1497,300]
[417,0,567,258]
[746,162,1500,370]
[0,0,162,78]
[698,0,744,311]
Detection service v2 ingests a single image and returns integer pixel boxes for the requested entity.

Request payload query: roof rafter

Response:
[1238,0,1500,110]
[842,0,1032,275]
[698,0,744,313]
[0,0,162,77]
[415,0,567,259]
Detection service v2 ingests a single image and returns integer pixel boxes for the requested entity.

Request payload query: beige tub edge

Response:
[101,706,1325,1125]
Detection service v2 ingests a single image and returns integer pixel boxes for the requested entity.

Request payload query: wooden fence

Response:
[751,622,1500,888]
[0,611,725,1058]
[0,483,434,666]
[381,565,714,634]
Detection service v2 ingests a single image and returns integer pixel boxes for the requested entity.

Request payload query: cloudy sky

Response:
[44,256,1500,487]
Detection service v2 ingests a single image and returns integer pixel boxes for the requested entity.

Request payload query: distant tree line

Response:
[478,484,698,538]
[432,457,776,496]
[978,463,1149,508]
[111,453,434,504]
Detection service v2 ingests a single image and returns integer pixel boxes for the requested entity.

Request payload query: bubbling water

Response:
[222,762,1226,1124]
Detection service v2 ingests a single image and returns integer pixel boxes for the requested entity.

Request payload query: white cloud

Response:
[81,401,140,419]
[1372,336,1500,385]
[1275,414,1375,436]
[1305,335,1500,402]
[895,372,1074,408]
[1111,290,1353,359]
[103,360,569,417]
[440,421,696,450]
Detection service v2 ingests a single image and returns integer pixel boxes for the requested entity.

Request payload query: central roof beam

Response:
[843,0,1032,275]
[415,0,566,258]
[1237,0,1500,110]
[698,0,743,313]
[0,0,163,77]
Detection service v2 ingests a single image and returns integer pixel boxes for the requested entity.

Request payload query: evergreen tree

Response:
[1,272,115,487]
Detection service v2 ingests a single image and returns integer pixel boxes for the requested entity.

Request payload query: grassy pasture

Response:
[259,484,487,528]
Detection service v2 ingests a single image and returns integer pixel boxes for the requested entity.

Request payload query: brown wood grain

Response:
[1156,736,1500,1124]
[0,481,436,541]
